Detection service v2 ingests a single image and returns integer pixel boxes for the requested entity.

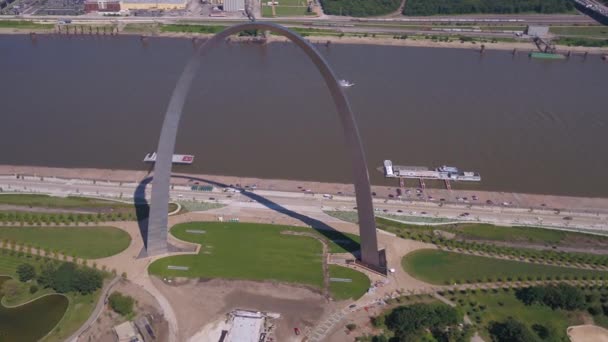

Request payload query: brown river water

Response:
[0,34,606,197]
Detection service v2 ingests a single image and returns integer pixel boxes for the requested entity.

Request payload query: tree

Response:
[73,267,103,294]
[37,262,57,288]
[321,0,401,17]
[109,292,135,316]
[16,263,36,282]
[385,303,460,340]
[516,284,585,310]
[52,262,78,293]
[489,318,539,342]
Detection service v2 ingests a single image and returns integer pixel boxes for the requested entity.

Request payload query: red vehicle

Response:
[294,328,301,335]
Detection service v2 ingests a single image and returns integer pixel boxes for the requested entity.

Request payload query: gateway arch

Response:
[147,22,382,269]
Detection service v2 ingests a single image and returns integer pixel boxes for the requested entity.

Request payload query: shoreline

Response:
[2,27,608,55]
[2,164,608,214]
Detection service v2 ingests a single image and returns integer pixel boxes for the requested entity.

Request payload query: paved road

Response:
[1,175,607,234]
[1,13,599,25]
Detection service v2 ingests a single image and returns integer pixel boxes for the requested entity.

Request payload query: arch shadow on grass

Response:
[134,174,361,256]
[133,177,152,250]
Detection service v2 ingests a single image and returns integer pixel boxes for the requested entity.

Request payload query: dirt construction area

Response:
[77,279,168,342]
[568,325,608,342]
[151,277,339,342]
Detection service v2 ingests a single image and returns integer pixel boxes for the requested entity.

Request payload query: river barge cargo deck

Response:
[529,52,567,60]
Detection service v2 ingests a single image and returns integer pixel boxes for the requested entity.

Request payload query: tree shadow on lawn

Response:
[134,174,361,257]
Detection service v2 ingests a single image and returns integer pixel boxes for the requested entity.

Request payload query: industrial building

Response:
[84,0,121,13]
[120,0,186,10]
[526,25,550,38]
[223,0,244,12]
[113,321,143,342]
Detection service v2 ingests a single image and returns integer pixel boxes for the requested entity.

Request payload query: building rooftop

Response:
[227,311,264,342]
[114,321,142,342]
[121,0,185,4]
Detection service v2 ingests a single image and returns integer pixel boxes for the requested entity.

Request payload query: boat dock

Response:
[143,152,194,165]
[382,160,480,190]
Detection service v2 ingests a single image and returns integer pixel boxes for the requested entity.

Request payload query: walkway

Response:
[65,276,120,342]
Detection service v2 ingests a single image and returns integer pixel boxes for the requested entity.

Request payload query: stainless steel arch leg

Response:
[147,23,381,269]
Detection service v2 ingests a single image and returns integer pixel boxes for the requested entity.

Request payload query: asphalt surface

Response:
[1,175,606,234]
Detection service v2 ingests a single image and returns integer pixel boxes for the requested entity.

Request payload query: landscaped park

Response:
[349,217,608,341]
[0,194,138,341]
[149,222,371,301]
[0,193,178,225]
[5,191,608,341]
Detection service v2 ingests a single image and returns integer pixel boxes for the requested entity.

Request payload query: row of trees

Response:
[489,318,542,342]
[2,241,91,265]
[516,283,586,310]
[0,211,137,225]
[1,261,104,305]
[444,272,605,285]
[393,226,608,268]
[320,0,401,17]
[402,0,574,16]
[382,303,469,341]
[37,262,103,294]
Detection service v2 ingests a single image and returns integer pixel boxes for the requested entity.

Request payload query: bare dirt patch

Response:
[151,277,336,341]
[77,279,168,342]
[568,325,608,342]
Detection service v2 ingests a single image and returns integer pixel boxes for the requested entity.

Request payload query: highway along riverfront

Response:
[1,35,607,196]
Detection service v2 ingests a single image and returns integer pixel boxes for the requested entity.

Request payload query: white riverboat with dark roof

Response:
[383,160,480,182]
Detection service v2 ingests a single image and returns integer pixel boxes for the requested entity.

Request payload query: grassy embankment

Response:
[0,20,54,30]
[0,251,104,342]
[0,226,130,259]
[328,265,370,300]
[149,222,367,299]
[549,26,608,47]
[403,250,608,285]
[261,0,314,17]
[0,194,178,224]
[451,290,582,341]
[159,24,226,34]
[376,217,608,266]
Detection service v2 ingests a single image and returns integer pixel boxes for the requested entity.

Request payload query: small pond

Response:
[0,276,68,341]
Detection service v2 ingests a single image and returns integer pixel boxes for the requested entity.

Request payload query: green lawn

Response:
[149,222,326,288]
[262,5,312,17]
[0,194,130,210]
[455,224,569,244]
[160,24,226,34]
[0,226,130,259]
[0,252,104,342]
[550,25,608,38]
[328,265,370,300]
[0,249,47,276]
[454,290,583,341]
[44,289,101,342]
[0,20,53,30]
[376,216,607,246]
[402,250,608,285]
[555,36,608,47]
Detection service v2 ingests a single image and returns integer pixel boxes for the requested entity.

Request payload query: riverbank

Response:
[2,165,608,214]
[2,24,608,55]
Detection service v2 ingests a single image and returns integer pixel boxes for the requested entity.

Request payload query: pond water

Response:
[0,276,68,342]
